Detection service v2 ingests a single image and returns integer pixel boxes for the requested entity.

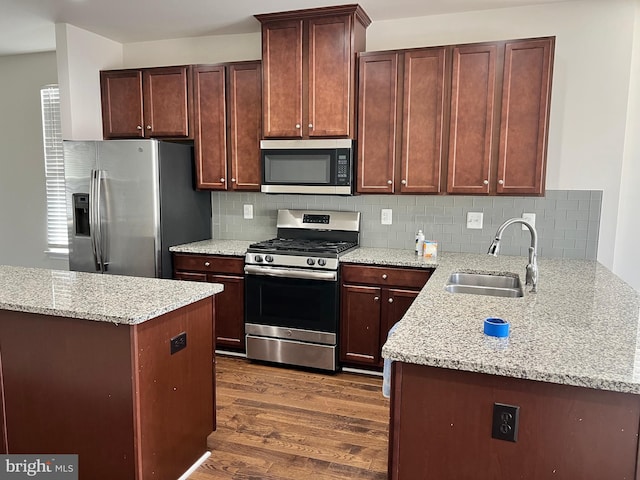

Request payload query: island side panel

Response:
[0,310,136,479]
[0,351,7,454]
[132,296,214,480]
[389,362,640,480]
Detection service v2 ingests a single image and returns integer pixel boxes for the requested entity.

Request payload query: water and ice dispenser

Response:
[72,193,90,236]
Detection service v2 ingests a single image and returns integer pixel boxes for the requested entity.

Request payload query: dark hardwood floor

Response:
[189,355,390,480]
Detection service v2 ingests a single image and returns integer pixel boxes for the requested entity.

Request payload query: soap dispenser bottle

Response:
[415,229,425,255]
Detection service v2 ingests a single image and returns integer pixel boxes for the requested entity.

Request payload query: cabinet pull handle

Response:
[387,180,392,185]
[382,274,388,280]
[483,179,489,185]
[146,125,152,130]
[388,297,394,303]
[374,296,380,302]
[498,179,504,185]
[136,125,142,130]
[204,261,210,267]
[295,124,301,129]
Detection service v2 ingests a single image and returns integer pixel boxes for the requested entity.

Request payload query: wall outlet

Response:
[243,204,253,219]
[492,403,519,442]
[467,212,483,229]
[381,209,393,225]
[522,213,536,230]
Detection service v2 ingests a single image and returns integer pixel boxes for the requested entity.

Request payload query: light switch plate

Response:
[243,204,253,219]
[522,213,536,230]
[381,209,393,225]
[467,212,483,229]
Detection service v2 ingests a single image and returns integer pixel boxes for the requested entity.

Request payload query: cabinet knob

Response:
[374,296,380,302]
[308,123,313,128]
[382,274,388,280]
[204,261,210,267]
[401,179,407,185]
[231,178,236,183]
[220,178,225,183]
[146,125,152,130]
[388,297,394,303]
[295,124,301,129]
[498,179,504,185]
[387,180,392,185]
[483,179,489,185]
[136,125,142,130]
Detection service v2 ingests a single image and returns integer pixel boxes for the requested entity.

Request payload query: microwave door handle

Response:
[89,170,101,271]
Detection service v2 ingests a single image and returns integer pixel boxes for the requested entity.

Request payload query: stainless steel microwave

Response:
[260,139,353,195]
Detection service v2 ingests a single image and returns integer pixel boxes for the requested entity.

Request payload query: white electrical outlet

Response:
[243,204,253,219]
[381,209,393,225]
[522,213,536,230]
[467,212,483,229]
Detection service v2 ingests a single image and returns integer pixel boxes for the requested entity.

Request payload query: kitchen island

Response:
[0,265,223,480]
[343,249,640,479]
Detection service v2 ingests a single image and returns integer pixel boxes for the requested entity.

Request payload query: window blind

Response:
[40,85,68,253]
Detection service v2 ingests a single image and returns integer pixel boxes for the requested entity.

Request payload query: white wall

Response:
[123,32,261,67]
[614,0,640,292]
[55,23,123,140]
[0,52,67,269]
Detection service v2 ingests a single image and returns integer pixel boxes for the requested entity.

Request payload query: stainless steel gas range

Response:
[244,209,360,371]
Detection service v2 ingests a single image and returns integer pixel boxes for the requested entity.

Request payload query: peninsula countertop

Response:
[343,249,640,395]
[0,265,223,325]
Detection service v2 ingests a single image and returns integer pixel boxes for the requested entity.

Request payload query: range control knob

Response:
[306,258,316,266]
[318,258,327,267]
[254,255,263,262]
[265,255,274,263]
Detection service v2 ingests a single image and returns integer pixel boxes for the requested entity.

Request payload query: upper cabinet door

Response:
[497,37,554,195]
[308,15,353,137]
[143,66,191,138]
[356,52,398,194]
[400,48,447,193]
[261,20,303,138]
[100,70,145,139]
[193,65,227,190]
[447,44,497,195]
[228,61,262,191]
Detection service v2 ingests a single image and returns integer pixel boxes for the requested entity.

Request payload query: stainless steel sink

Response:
[444,272,524,298]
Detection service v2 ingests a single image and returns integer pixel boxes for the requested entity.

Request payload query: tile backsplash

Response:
[211,190,601,260]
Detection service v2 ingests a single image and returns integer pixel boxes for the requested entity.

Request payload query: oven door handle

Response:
[244,265,337,282]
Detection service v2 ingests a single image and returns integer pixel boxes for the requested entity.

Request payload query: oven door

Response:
[244,265,340,370]
[245,266,338,333]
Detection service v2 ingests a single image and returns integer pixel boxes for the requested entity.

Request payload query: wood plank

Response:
[189,356,389,479]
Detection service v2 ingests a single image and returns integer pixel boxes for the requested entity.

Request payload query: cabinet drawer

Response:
[173,254,244,274]
[341,264,431,288]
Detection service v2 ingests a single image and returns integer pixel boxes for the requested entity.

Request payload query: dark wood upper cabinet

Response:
[256,5,370,139]
[357,52,399,193]
[193,61,262,191]
[447,43,498,195]
[100,66,191,139]
[357,47,447,194]
[497,37,554,195]
[228,62,262,191]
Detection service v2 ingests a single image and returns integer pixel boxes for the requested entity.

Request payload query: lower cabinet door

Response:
[211,274,245,351]
[340,284,382,366]
[379,288,420,367]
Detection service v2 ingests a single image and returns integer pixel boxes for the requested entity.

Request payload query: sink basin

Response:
[444,272,524,298]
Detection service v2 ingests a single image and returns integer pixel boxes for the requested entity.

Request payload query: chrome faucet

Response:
[488,218,538,293]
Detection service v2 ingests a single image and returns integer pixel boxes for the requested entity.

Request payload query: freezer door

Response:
[64,141,99,273]
[96,140,161,278]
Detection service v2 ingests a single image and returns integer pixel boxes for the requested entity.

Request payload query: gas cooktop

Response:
[248,238,358,257]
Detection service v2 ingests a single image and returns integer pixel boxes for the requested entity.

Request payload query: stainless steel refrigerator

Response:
[64,139,211,279]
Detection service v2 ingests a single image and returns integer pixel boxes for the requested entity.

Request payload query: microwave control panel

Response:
[336,149,351,185]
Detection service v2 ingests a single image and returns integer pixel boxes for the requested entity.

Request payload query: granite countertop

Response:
[0,265,223,325]
[169,239,256,256]
[364,249,640,395]
[171,240,640,394]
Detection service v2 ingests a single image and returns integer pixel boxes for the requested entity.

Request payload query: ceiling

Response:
[1,0,577,56]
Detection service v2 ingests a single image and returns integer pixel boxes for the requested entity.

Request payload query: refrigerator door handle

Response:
[89,169,101,271]
[95,169,106,273]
